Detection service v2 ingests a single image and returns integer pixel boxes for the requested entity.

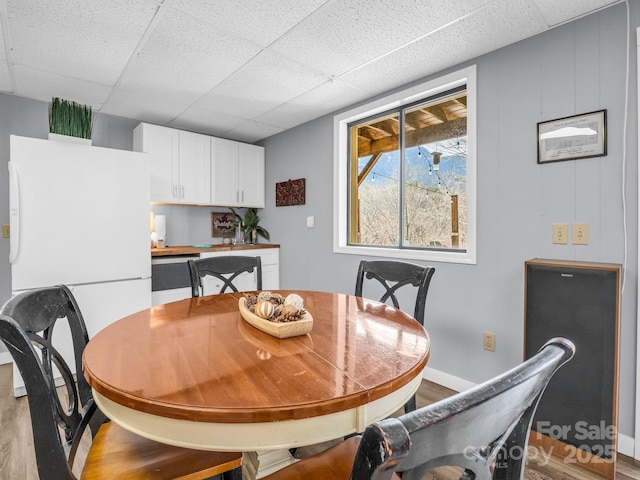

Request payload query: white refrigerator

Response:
[8,135,151,396]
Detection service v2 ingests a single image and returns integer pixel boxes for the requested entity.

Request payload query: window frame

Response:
[333,65,477,264]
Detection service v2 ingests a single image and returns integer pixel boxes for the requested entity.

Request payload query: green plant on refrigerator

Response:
[48,97,94,139]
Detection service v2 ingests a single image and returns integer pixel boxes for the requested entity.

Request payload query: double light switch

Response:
[552,223,589,245]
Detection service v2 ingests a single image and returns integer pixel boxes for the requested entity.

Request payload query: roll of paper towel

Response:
[154,215,166,243]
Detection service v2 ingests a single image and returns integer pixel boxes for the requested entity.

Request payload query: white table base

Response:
[92,375,422,479]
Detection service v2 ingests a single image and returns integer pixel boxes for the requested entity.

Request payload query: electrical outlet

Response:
[483,332,496,352]
[1,224,9,238]
[552,223,568,244]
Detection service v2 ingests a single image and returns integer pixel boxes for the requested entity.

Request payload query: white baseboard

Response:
[0,352,12,366]
[422,367,636,459]
[422,366,476,392]
[618,433,634,458]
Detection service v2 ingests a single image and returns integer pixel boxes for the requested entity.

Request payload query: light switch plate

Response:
[572,223,589,245]
[552,223,568,244]
[1,224,9,238]
[306,216,315,228]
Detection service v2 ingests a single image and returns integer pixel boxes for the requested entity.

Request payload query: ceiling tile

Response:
[223,120,285,143]
[197,49,329,118]
[116,6,263,105]
[0,62,12,93]
[0,20,6,61]
[341,0,548,94]
[169,105,248,138]
[13,65,111,107]
[256,79,371,129]
[101,86,191,126]
[166,0,329,47]
[270,0,495,77]
[532,0,619,26]
[6,0,158,86]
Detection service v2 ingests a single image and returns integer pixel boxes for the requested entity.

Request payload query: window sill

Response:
[333,244,476,265]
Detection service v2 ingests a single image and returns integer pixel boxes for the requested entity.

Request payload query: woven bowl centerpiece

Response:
[239,292,313,339]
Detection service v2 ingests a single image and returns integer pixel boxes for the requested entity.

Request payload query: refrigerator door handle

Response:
[8,162,20,264]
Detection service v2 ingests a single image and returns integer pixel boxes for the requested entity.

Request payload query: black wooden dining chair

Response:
[0,285,242,480]
[355,259,435,412]
[355,260,435,327]
[263,337,575,480]
[188,255,262,297]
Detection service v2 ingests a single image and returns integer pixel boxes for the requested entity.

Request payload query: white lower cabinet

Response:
[194,248,279,296]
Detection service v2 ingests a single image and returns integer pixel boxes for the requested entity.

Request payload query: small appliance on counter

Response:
[150,214,167,248]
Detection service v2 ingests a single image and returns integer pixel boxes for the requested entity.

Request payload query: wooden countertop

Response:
[151,244,280,257]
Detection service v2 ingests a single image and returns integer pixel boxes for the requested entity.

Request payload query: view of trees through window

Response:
[349,89,467,251]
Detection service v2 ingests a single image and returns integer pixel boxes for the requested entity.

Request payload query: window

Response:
[334,66,476,264]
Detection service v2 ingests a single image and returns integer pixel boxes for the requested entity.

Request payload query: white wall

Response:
[260,3,638,437]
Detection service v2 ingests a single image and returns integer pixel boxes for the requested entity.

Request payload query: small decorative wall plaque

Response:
[210,212,235,237]
[276,178,306,207]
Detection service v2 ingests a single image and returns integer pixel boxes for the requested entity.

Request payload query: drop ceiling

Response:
[0,0,620,143]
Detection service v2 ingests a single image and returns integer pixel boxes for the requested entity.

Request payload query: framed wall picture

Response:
[210,212,235,237]
[537,110,607,164]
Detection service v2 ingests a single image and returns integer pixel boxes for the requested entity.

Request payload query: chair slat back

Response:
[350,337,575,480]
[188,255,262,297]
[355,260,435,326]
[0,285,98,480]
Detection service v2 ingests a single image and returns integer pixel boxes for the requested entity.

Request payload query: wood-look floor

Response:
[1,362,639,480]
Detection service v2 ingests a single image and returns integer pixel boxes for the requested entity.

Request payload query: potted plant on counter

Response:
[229,208,270,244]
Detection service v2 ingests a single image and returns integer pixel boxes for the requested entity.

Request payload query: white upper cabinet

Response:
[178,130,211,204]
[239,143,265,208]
[134,123,178,203]
[135,123,262,207]
[210,137,240,207]
[211,137,265,208]
[134,123,210,204]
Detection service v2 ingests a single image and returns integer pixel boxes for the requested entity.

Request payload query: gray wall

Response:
[260,3,638,436]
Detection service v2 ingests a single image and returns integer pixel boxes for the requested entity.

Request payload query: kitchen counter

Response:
[151,243,280,257]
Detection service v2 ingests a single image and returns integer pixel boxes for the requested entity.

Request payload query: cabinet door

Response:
[239,143,265,208]
[179,131,211,204]
[262,264,279,290]
[211,137,240,206]
[198,250,278,293]
[134,123,179,203]
[199,251,227,295]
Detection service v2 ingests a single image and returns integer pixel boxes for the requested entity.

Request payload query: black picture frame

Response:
[537,110,607,164]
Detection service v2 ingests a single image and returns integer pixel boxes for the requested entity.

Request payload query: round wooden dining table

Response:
[82,290,430,479]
